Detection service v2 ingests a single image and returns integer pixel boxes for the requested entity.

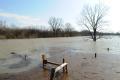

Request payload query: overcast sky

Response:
[0,0,119,32]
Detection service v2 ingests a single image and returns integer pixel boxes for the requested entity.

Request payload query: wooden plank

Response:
[55,63,68,73]
[47,61,60,66]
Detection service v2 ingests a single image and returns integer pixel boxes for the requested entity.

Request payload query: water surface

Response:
[0,36,120,73]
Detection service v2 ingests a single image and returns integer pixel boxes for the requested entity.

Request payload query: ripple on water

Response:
[8,58,31,69]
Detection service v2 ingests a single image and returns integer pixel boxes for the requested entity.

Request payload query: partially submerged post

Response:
[107,48,110,51]
[95,53,97,58]
[24,54,27,61]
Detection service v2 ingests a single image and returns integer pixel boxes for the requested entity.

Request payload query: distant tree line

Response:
[0,16,119,39]
[0,18,80,39]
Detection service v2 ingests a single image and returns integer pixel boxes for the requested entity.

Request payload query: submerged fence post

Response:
[50,68,55,80]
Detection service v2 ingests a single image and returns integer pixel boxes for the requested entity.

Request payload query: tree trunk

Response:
[93,29,96,42]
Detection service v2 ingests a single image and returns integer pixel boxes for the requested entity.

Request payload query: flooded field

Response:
[1,36,120,57]
[0,36,120,80]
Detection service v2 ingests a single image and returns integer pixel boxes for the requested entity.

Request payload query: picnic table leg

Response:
[63,58,65,72]
[42,54,46,68]
[50,68,55,80]
[65,65,68,73]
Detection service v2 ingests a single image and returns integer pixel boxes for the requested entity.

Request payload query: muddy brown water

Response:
[0,36,120,80]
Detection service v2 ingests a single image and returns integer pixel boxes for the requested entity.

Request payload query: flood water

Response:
[0,36,120,74]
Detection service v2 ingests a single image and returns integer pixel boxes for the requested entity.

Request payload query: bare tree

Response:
[64,23,74,36]
[48,17,63,37]
[78,4,108,41]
